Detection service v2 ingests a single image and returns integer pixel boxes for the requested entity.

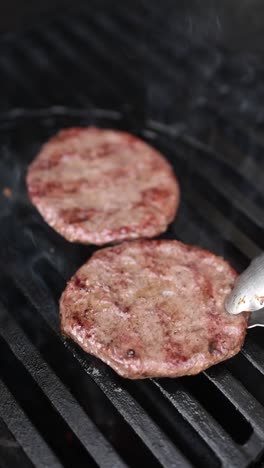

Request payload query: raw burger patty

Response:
[60,240,249,379]
[26,127,179,245]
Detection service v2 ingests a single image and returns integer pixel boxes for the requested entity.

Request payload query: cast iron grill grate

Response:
[0,108,264,468]
[1,0,264,466]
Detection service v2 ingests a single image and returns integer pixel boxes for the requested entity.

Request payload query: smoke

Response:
[159,0,264,53]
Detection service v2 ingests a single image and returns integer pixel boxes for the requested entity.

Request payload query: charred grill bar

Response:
[1,1,264,467]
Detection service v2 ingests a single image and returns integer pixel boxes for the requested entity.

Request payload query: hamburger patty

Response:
[60,240,249,379]
[26,127,179,245]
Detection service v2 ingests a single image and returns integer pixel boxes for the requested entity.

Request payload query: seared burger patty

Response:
[60,240,248,379]
[26,127,179,245]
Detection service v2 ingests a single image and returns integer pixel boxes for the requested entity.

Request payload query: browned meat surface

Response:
[27,127,179,245]
[60,240,249,379]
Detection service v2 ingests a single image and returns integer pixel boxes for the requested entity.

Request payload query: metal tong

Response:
[225,253,264,328]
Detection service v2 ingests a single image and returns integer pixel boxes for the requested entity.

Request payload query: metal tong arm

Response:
[225,253,264,315]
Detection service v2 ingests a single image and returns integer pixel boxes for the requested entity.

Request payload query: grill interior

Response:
[1,1,264,467]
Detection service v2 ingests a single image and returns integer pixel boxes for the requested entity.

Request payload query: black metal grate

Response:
[0,108,264,468]
[1,1,264,466]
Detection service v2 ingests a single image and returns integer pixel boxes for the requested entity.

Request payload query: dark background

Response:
[1,0,264,126]
[2,0,264,52]
[0,2,264,467]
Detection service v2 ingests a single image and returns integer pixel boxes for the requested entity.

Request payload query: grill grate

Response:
[1,1,264,466]
[0,108,264,467]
